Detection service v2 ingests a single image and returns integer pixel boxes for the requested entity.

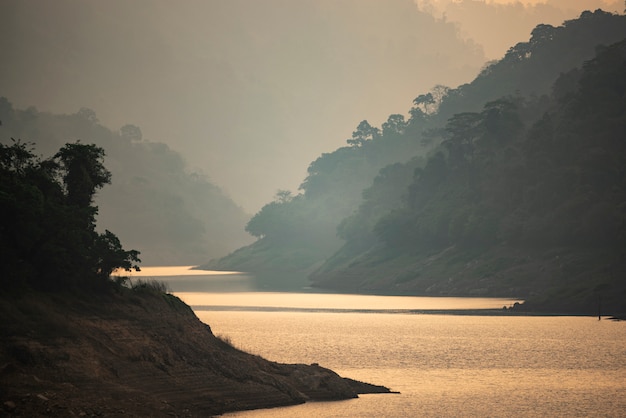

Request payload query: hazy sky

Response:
[0,0,620,212]
[419,0,623,58]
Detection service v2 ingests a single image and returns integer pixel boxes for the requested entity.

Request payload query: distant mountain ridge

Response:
[0,100,252,265]
[209,10,626,315]
[311,22,626,314]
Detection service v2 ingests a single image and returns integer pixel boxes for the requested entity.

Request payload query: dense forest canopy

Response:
[312,30,626,314]
[349,39,626,252]
[212,10,626,313]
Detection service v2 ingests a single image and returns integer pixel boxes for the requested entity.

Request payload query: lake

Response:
[129,267,626,417]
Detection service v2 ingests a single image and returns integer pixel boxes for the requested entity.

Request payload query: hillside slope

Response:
[207,10,626,289]
[0,289,389,417]
[311,35,626,315]
[0,101,252,265]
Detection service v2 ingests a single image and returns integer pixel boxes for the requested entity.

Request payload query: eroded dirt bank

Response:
[0,289,390,417]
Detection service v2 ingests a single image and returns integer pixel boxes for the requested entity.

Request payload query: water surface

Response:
[129,268,626,416]
[201,310,626,418]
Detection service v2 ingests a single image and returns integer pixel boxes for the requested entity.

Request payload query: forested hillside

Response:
[202,113,432,275]
[208,10,626,313]
[0,139,387,416]
[312,29,626,314]
[0,102,251,265]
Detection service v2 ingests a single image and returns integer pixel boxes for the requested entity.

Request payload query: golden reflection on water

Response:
[120,268,522,310]
[112,266,626,415]
[201,310,626,418]
[113,265,243,277]
[174,292,522,310]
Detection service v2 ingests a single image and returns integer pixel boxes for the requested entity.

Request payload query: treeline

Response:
[337,38,626,253]
[0,140,139,290]
[312,30,626,313]
[210,10,626,284]
[0,102,251,265]
[205,108,432,272]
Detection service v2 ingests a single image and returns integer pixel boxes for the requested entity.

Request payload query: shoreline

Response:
[0,289,392,417]
[189,305,609,318]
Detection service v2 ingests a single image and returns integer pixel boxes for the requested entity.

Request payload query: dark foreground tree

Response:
[0,139,140,290]
[55,142,111,209]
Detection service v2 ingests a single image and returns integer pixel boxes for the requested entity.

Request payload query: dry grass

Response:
[131,278,170,293]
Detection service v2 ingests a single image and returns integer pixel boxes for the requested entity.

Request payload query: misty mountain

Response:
[419,0,624,59]
[433,8,626,120]
[0,101,252,265]
[0,0,487,212]
[312,16,626,314]
[201,108,434,275]
[2,1,615,214]
[213,10,626,313]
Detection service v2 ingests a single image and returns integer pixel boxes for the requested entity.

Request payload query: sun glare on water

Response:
[113,266,242,277]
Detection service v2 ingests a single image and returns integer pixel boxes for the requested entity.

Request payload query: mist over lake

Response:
[2,2,626,416]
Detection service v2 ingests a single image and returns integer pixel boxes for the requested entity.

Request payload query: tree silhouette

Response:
[0,140,140,290]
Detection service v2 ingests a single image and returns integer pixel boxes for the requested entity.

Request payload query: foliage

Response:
[215,10,626,305]
[0,102,251,265]
[346,120,380,148]
[302,11,626,315]
[312,34,626,313]
[352,37,626,251]
[0,140,140,290]
[435,9,626,122]
[55,142,111,208]
[315,11,626,256]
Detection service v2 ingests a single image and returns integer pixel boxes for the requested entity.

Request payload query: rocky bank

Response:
[0,287,390,417]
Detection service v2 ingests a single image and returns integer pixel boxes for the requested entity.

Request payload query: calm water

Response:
[133,267,626,417]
